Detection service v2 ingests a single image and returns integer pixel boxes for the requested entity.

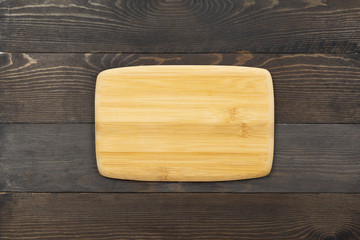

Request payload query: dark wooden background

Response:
[1,0,359,239]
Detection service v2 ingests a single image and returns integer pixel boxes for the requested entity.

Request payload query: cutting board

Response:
[95,65,274,181]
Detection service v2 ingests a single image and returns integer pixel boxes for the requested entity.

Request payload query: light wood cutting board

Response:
[95,65,274,181]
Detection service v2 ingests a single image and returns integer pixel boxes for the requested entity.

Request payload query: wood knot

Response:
[240,123,248,137]
[160,167,169,181]
[229,108,237,123]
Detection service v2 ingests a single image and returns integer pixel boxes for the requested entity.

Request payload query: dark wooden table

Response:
[1,0,360,239]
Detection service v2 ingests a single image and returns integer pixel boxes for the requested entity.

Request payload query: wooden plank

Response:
[1,124,359,192]
[1,53,360,123]
[0,193,359,239]
[0,0,359,53]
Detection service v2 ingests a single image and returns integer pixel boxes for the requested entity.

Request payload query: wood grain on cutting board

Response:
[95,66,274,181]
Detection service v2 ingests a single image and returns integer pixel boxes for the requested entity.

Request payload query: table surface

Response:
[1,0,359,239]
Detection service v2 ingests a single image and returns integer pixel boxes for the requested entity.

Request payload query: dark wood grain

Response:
[1,53,360,123]
[1,0,359,53]
[0,193,359,239]
[1,124,359,192]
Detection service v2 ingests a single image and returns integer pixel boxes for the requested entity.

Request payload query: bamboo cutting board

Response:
[95,66,274,181]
